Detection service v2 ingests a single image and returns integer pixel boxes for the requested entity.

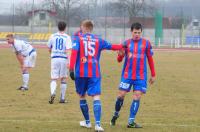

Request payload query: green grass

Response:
[0,48,200,132]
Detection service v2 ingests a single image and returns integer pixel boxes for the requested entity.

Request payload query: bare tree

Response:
[116,0,157,18]
[15,2,32,25]
[43,0,85,26]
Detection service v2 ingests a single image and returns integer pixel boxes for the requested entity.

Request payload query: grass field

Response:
[0,48,200,132]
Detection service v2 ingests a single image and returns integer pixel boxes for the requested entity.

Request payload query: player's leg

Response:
[88,78,104,131]
[127,80,146,128]
[18,52,37,91]
[93,95,104,132]
[18,56,31,90]
[110,90,127,126]
[75,78,91,128]
[59,59,68,103]
[60,77,67,103]
[19,67,30,90]
[49,59,59,104]
[110,78,131,126]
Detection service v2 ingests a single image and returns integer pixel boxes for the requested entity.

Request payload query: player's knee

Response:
[79,95,86,99]
[93,95,100,100]
[22,67,29,73]
[133,93,142,100]
[22,69,29,74]
[118,90,127,99]
[61,78,66,83]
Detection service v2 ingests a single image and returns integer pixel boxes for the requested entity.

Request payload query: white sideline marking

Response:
[0,120,199,128]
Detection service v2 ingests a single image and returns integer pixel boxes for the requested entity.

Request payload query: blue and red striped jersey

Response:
[72,33,113,78]
[121,38,154,80]
[73,30,83,36]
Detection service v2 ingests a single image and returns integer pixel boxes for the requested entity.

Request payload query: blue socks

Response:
[128,100,140,124]
[114,97,124,116]
[93,100,101,126]
[80,100,90,124]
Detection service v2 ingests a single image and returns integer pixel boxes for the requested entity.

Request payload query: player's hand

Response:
[149,76,156,85]
[69,70,75,81]
[122,44,128,49]
[118,49,125,56]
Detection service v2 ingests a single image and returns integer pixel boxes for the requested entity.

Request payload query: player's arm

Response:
[69,49,77,80]
[111,44,125,50]
[101,39,126,51]
[69,38,79,80]
[146,41,156,85]
[47,35,53,53]
[66,49,71,68]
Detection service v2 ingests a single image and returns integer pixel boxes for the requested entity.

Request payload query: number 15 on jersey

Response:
[84,40,95,56]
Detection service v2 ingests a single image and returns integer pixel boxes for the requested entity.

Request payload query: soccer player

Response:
[110,22,156,128]
[6,34,37,91]
[69,20,126,132]
[47,21,72,104]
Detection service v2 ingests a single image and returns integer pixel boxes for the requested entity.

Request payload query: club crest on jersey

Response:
[81,57,87,63]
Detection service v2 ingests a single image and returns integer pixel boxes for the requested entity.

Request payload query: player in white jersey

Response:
[6,34,37,91]
[47,21,72,104]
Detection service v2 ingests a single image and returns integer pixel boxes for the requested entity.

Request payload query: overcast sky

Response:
[0,0,200,18]
[0,0,42,14]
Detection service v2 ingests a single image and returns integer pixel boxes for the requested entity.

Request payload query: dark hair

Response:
[131,22,142,32]
[58,21,66,31]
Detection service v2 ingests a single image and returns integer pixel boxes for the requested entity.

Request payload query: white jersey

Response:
[12,39,35,57]
[47,32,72,59]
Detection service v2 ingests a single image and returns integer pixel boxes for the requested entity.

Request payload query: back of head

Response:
[131,22,143,32]
[58,21,66,32]
[82,20,94,33]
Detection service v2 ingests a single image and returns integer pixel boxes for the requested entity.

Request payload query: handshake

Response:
[69,69,75,81]
[122,44,127,49]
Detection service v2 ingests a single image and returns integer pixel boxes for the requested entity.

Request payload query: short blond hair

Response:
[82,20,94,31]
[6,34,14,38]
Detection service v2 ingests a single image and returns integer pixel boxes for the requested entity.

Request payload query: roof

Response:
[27,9,57,16]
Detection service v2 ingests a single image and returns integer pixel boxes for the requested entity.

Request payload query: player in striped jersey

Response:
[110,22,156,128]
[69,20,126,132]
[47,21,72,104]
[6,34,37,91]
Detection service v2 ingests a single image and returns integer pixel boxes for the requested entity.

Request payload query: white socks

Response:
[50,80,57,95]
[60,83,67,100]
[22,73,29,88]
[50,80,67,100]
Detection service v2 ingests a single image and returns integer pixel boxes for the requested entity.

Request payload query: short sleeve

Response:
[47,35,53,49]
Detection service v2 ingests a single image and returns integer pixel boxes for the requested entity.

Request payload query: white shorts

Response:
[24,51,37,68]
[51,58,68,79]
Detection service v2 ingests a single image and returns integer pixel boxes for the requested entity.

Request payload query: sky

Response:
[0,0,200,18]
[0,0,42,14]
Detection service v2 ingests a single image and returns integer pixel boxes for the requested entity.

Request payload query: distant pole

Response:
[12,0,15,32]
[123,6,126,40]
[104,3,107,40]
[155,11,163,47]
[31,0,35,44]
[66,0,70,34]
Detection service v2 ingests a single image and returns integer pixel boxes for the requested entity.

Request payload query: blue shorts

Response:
[75,77,101,96]
[119,78,147,93]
